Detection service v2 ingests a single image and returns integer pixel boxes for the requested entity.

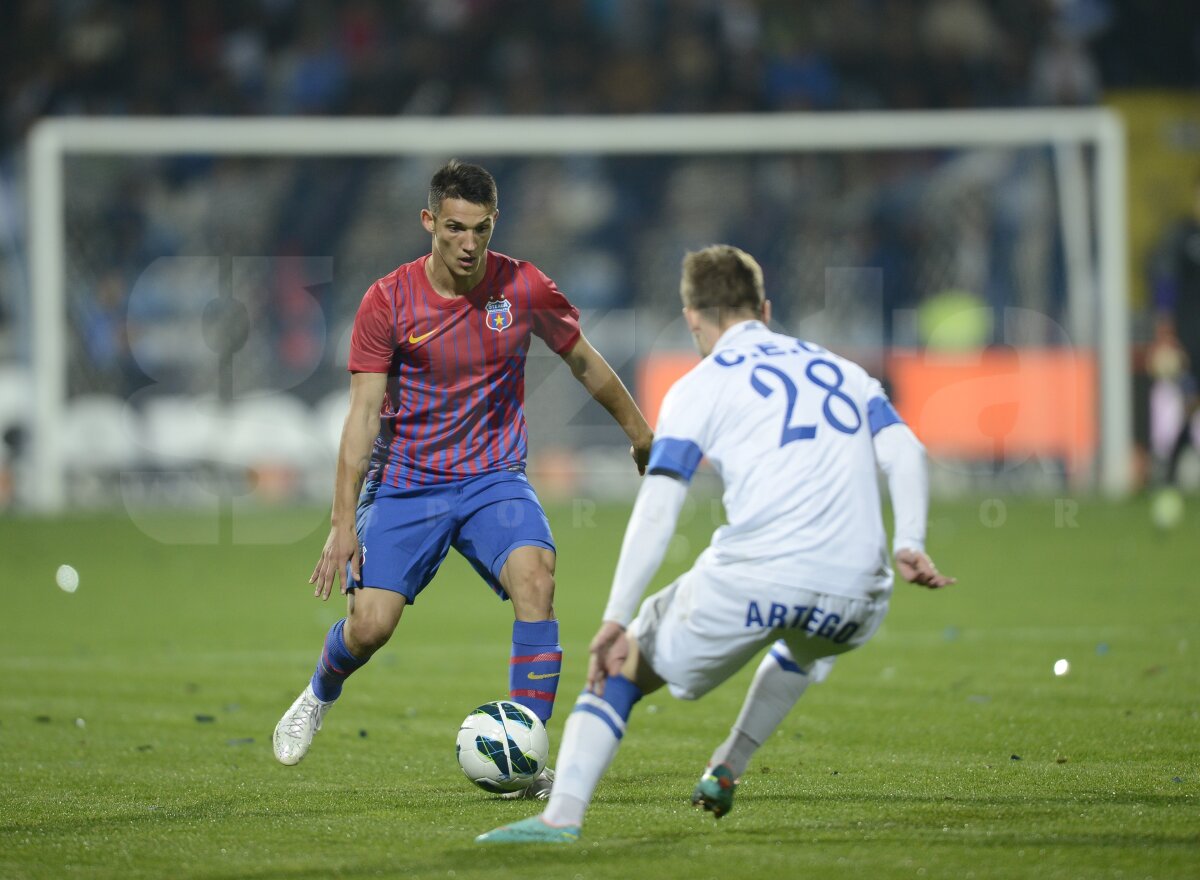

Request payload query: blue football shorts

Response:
[348,470,555,603]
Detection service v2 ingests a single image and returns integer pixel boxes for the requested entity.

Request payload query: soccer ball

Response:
[455,700,549,793]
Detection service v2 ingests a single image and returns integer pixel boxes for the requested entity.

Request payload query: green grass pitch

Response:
[1,496,1197,879]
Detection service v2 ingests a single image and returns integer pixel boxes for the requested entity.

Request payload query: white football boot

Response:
[273,683,333,766]
[501,766,555,800]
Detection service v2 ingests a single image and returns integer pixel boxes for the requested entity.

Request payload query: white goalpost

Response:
[27,110,1129,512]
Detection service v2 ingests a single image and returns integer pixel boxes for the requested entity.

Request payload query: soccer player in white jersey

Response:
[477,244,954,843]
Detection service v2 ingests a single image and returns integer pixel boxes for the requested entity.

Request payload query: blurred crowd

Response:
[10,0,1190,148]
[0,0,1197,403]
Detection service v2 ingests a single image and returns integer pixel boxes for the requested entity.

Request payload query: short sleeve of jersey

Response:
[864,377,904,437]
[647,377,711,483]
[528,268,582,355]
[348,281,395,373]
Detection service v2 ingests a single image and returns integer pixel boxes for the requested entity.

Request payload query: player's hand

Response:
[630,432,653,476]
[895,548,956,589]
[587,621,629,696]
[310,524,360,600]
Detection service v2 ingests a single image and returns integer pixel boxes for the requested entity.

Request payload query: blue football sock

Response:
[573,673,642,734]
[310,618,366,702]
[509,619,562,723]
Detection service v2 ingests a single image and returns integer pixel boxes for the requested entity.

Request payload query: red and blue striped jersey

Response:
[348,251,582,488]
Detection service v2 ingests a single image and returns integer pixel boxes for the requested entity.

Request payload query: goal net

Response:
[24,112,1128,520]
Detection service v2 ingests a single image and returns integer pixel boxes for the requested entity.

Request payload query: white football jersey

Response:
[648,320,902,601]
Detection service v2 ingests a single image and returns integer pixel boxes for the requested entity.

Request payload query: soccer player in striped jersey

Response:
[477,244,953,842]
[273,161,654,798]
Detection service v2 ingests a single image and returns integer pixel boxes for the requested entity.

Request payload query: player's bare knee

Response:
[624,635,665,695]
[501,546,557,619]
[344,588,406,656]
[528,568,555,606]
[520,569,556,619]
[509,568,555,619]
[345,617,393,657]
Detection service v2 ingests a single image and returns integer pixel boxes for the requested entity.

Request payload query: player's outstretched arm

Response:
[559,334,654,474]
[310,371,386,600]
[873,422,956,590]
[588,473,689,694]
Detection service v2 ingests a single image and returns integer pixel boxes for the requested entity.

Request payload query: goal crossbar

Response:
[27,109,1129,510]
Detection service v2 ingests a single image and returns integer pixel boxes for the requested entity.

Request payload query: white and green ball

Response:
[455,700,548,793]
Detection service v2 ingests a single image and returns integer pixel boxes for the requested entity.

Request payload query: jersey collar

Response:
[416,252,497,310]
[712,319,767,350]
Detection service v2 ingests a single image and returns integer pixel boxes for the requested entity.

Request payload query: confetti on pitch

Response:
[194,714,216,723]
[1010,754,1022,761]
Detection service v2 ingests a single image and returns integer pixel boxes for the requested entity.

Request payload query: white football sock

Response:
[541,693,629,827]
[708,644,813,779]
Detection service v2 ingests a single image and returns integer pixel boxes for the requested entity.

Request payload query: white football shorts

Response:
[629,558,889,700]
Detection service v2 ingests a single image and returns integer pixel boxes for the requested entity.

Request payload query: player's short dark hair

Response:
[680,245,765,315]
[428,160,497,214]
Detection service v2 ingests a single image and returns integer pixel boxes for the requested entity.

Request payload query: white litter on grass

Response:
[56,565,79,593]
[1053,658,1070,677]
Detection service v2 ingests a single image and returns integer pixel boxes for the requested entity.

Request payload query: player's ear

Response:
[420,208,436,234]
[682,307,701,334]
[681,309,705,336]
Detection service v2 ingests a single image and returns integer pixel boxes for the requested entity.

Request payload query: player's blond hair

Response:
[680,245,765,316]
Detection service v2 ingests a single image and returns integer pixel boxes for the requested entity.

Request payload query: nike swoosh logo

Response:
[527,672,560,681]
[408,328,441,345]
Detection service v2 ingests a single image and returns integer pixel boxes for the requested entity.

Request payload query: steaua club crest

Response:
[485,297,514,333]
